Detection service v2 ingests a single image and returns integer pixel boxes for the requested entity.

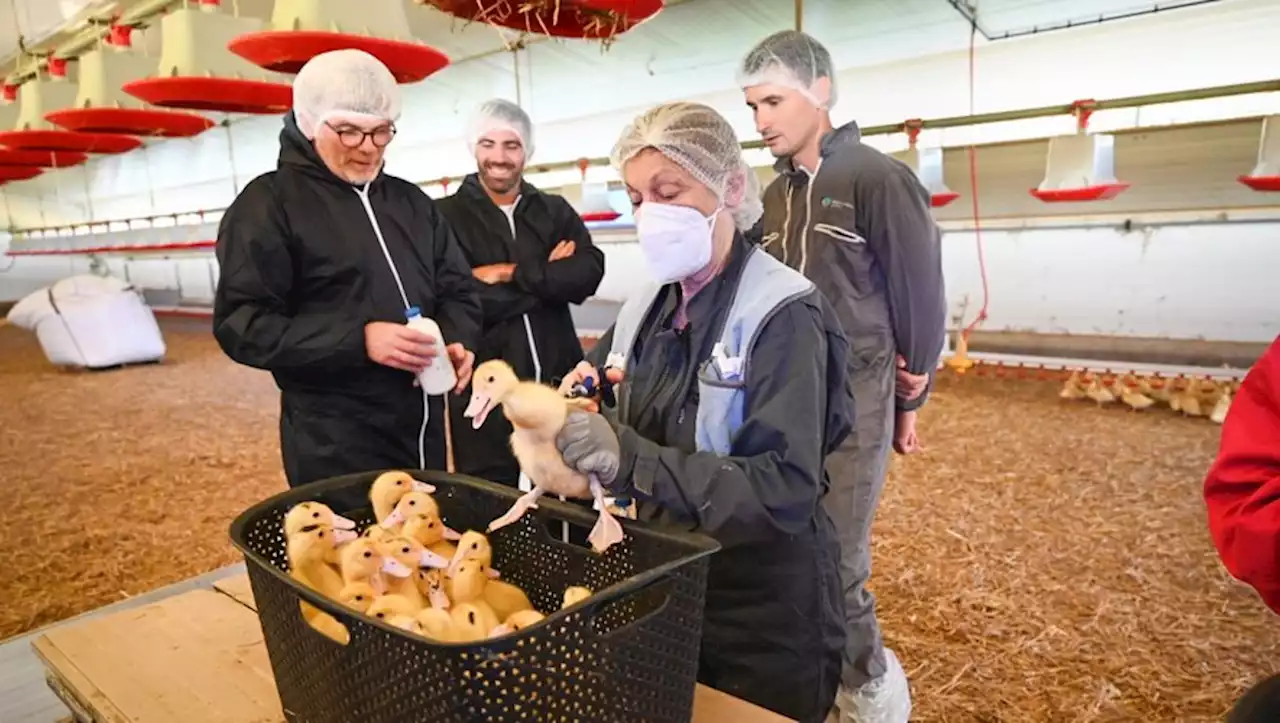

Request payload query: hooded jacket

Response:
[213,111,482,486]
[759,119,947,412]
[436,174,604,485]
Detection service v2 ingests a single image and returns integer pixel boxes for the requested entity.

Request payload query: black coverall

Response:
[213,112,482,487]
[588,234,854,723]
[437,175,604,486]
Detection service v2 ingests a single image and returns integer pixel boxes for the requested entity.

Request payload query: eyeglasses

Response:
[326,122,396,149]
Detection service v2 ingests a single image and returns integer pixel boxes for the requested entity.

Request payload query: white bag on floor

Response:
[6,274,166,369]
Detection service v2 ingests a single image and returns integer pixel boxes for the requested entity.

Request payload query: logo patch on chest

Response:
[821,197,854,210]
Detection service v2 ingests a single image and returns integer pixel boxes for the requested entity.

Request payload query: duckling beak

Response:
[411,480,436,493]
[330,514,357,530]
[442,526,462,541]
[332,528,358,544]
[429,588,451,610]
[485,566,501,580]
[490,623,512,637]
[463,392,493,430]
[419,549,450,569]
[380,507,405,529]
[382,557,412,578]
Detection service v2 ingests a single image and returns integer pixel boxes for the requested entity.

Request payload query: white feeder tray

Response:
[121,2,294,115]
[1239,114,1280,192]
[227,0,450,82]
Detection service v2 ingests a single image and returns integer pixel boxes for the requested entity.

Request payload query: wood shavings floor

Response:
[1,320,1275,721]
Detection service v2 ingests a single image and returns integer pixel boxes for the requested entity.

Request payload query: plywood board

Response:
[39,575,792,723]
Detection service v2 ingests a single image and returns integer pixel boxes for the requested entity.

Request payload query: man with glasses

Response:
[213,49,482,488]
[437,99,604,488]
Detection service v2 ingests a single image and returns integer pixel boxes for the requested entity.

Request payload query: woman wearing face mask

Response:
[554,102,854,722]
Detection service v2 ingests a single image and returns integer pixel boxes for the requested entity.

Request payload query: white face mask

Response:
[635,203,720,284]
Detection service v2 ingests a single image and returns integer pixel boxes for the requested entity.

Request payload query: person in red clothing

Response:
[1204,335,1280,612]
[1203,334,1280,723]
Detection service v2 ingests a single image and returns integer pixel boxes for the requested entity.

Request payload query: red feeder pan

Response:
[1239,175,1280,192]
[581,210,622,223]
[931,191,960,208]
[425,0,663,39]
[0,130,141,154]
[0,165,44,182]
[45,108,215,138]
[1029,183,1130,203]
[228,31,450,84]
[0,149,89,167]
[122,77,292,115]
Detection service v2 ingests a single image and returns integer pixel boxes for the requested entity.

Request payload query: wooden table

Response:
[31,573,792,722]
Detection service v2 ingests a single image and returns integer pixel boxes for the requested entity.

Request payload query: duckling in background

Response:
[339,538,413,595]
[414,568,451,610]
[449,558,534,623]
[404,514,460,560]
[1175,384,1204,417]
[490,609,546,637]
[366,595,424,635]
[1085,378,1116,406]
[450,603,500,643]
[286,524,350,599]
[1210,383,1233,424]
[464,359,626,554]
[446,530,501,579]
[1060,371,1087,400]
[1119,382,1156,411]
[563,586,592,609]
[369,471,435,525]
[415,607,458,642]
[1138,376,1172,405]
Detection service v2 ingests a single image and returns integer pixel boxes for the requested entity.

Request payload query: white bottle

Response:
[404,306,457,395]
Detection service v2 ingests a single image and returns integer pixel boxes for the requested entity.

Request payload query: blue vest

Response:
[605,247,816,455]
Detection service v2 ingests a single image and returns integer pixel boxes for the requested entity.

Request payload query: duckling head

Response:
[379,535,450,572]
[381,490,442,529]
[370,471,436,521]
[284,502,357,538]
[464,360,520,429]
[286,524,343,567]
[367,594,419,622]
[341,538,413,584]
[491,608,546,638]
[338,582,378,613]
[415,568,451,609]
[447,530,497,578]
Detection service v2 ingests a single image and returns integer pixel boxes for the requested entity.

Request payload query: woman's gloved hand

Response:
[557,411,621,488]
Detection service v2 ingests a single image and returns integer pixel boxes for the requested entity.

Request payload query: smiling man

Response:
[213,49,482,488]
[437,99,605,488]
[738,30,947,723]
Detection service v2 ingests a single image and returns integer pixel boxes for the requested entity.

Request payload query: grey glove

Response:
[556,411,621,488]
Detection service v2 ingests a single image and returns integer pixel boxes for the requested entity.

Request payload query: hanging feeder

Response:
[0,149,89,167]
[0,64,143,154]
[0,166,44,183]
[1029,100,1130,202]
[573,157,620,222]
[1238,114,1280,192]
[422,0,664,41]
[45,24,216,138]
[227,0,450,83]
[121,0,293,115]
[903,119,959,208]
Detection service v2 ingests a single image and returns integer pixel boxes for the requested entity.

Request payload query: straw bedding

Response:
[0,320,1275,721]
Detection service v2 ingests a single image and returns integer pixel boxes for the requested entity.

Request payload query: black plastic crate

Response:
[229,469,721,722]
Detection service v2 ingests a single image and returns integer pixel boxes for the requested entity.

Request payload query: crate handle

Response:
[296,599,352,647]
[581,570,675,640]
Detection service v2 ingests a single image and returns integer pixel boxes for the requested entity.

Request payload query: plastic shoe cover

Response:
[834,648,912,723]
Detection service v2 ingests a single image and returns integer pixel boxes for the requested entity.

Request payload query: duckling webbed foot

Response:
[587,476,625,554]
[488,486,545,533]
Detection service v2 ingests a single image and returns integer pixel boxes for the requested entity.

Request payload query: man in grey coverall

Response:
[738,30,948,723]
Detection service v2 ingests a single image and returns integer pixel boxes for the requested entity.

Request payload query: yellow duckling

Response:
[337,582,378,614]
[404,514,461,560]
[1059,371,1087,400]
[490,609,546,638]
[366,595,425,635]
[339,538,413,596]
[563,586,592,609]
[464,359,625,554]
[449,558,533,623]
[414,568,451,610]
[369,471,435,525]
[1084,378,1116,406]
[415,608,458,642]
[380,492,460,540]
[284,501,357,539]
[1119,383,1156,411]
[1210,384,1233,424]
[450,603,500,643]
[446,530,501,579]
[286,524,349,599]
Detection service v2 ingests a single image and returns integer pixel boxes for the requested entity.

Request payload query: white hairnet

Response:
[611,102,763,233]
[737,30,837,109]
[467,98,534,157]
[293,49,401,139]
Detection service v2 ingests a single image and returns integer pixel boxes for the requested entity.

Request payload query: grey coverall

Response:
[758,119,947,689]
